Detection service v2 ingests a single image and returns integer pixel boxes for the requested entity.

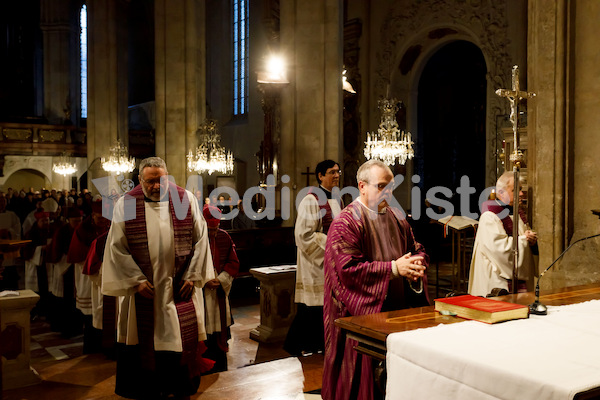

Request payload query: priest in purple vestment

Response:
[322,159,430,400]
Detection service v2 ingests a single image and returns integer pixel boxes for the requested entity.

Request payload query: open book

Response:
[437,215,478,230]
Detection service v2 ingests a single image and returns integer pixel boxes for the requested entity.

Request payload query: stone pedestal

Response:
[0,290,41,391]
[249,265,297,343]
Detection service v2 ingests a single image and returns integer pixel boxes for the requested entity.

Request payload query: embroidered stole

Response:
[308,189,335,234]
[125,183,195,369]
[481,200,526,236]
[481,200,538,257]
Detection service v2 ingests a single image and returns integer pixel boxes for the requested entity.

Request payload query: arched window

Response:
[232,0,248,116]
[80,4,88,119]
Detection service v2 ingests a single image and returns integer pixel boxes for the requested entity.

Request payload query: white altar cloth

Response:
[386,300,600,400]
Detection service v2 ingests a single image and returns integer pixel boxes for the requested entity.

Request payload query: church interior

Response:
[1,0,600,399]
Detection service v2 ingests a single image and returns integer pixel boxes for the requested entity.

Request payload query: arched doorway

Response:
[416,41,487,216]
[3,168,50,192]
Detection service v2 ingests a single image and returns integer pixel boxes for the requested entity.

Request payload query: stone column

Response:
[155,0,206,187]
[86,0,129,188]
[279,0,343,224]
[40,0,72,124]
[528,0,600,288]
[528,0,568,270]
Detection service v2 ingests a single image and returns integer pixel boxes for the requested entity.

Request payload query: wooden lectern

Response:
[0,239,38,397]
[434,216,478,294]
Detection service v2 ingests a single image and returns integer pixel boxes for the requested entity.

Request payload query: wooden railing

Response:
[0,122,87,157]
[0,122,156,160]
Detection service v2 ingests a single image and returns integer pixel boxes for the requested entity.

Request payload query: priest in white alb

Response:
[102,157,215,399]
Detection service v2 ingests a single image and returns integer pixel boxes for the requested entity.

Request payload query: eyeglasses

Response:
[367,182,392,191]
[326,169,342,176]
[140,177,166,186]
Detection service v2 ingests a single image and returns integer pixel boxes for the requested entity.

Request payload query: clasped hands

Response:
[396,252,426,281]
[135,279,195,300]
[524,230,537,246]
[204,278,222,290]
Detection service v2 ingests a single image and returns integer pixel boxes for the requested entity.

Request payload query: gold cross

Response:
[495,65,536,166]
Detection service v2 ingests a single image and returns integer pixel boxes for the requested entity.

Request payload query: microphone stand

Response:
[529,232,600,315]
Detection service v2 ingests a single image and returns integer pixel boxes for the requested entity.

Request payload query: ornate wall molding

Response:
[39,129,66,143]
[375,0,515,186]
[2,156,53,181]
[377,0,511,91]
[2,128,33,141]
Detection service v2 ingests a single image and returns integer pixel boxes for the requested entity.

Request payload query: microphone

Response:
[529,232,600,315]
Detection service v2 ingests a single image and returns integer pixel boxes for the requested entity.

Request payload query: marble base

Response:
[0,290,41,390]
[249,265,297,343]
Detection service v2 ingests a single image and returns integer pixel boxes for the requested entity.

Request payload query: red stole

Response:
[67,215,107,264]
[124,183,196,369]
[308,188,337,234]
[481,200,527,236]
[82,231,108,275]
[47,223,74,263]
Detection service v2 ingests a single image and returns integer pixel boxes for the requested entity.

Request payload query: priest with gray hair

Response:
[468,171,538,297]
[102,156,215,399]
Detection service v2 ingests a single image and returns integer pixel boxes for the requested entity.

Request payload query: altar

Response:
[335,283,600,399]
[387,299,600,399]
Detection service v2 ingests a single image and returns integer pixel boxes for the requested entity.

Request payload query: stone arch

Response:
[2,169,50,192]
[415,40,487,216]
[374,0,515,192]
[0,156,53,189]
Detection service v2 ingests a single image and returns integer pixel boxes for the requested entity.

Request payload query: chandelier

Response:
[53,152,77,176]
[364,98,414,165]
[101,139,136,174]
[187,119,234,175]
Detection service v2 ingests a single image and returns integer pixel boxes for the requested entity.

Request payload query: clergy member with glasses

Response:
[284,160,343,357]
[102,156,215,400]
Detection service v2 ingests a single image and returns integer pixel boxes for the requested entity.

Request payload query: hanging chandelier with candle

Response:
[364,98,414,166]
[53,152,77,176]
[102,139,136,174]
[187,119,234,175]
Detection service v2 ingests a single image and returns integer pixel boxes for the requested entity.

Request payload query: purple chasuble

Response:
[322,200,429,400]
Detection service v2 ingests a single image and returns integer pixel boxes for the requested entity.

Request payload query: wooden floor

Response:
[2,263,452,400]
[2,295,323,400]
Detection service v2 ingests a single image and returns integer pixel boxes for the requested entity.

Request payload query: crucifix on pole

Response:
[495,65,536,293]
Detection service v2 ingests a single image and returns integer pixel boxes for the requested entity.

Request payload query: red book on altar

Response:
[434,295,529,324]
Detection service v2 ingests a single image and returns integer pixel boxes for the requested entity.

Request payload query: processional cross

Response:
[495,65,536,293]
